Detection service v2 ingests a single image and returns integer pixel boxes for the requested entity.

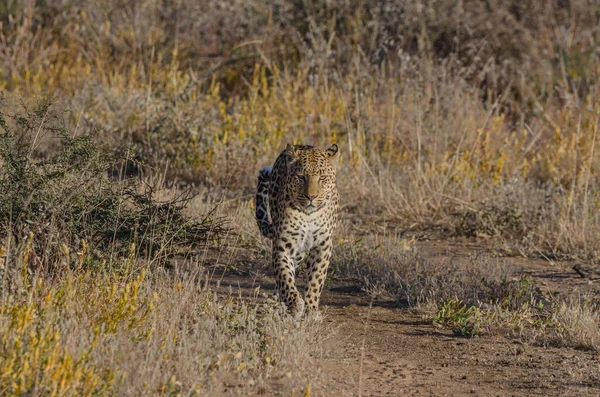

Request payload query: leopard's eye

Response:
[319,175,328,182]
[297,174,306,181]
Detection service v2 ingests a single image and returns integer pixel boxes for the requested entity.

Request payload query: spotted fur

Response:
[256,166,274,238]
[255,143,340,318]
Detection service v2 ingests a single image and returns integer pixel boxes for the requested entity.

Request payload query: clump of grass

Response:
[332,235,520,306]
[0,98,228,276]
[546,297,600,350]
[453,204,526,239]
[462,292,600,351]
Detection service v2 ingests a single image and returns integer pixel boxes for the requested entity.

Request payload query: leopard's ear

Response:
[326,144,339,166]
[326,144,338,157]
[284,143,298,165]
[285,143,298,157]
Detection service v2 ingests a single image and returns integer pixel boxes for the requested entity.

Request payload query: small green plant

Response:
[433,297,482,337]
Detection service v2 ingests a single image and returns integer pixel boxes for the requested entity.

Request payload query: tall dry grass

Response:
[0,100,324,395]
[3,0,598,259]
[0,245,324,396]
[2,0,600,392]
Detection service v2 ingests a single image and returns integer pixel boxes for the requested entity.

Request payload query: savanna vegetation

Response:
[1,0,600,395]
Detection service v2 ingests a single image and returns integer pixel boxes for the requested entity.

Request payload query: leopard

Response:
[255,143,340,319]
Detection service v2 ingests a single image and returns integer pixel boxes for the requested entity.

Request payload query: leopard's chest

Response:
[285,208,332,252]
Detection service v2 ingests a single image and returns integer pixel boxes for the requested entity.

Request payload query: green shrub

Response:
[0,98,228,274]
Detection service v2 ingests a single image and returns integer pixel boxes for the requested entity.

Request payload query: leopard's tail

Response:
[255,166,274,238]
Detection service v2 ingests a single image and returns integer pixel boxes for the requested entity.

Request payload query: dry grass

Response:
[0,242,324,396]
[332,233,600,350]
[332,234,517,306]
[0,101,323,395]
[2,1,600,260]
[548,297,600,350]
[2,0,600,393]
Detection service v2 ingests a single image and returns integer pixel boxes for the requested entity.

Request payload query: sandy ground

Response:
[215,240,600,396]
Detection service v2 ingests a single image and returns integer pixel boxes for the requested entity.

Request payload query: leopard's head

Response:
[285,143,339,211]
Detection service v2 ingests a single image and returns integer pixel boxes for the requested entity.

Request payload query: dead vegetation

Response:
[332,233,600,350]
[0,252,324,395]
[1,0,600,394]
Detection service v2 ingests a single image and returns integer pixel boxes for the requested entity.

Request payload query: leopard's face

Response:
[285,145,338,211]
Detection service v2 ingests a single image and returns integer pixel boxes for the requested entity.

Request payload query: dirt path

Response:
[216,241,600,396]
[315,286,599,396]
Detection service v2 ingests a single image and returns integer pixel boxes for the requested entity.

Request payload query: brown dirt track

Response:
[217,240,600,396]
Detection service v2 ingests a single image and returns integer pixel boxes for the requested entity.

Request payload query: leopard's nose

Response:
[306,194,317,201]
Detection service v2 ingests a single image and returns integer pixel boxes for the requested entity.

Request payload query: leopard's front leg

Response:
[304,237,333,313]
[272,237,305,319]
